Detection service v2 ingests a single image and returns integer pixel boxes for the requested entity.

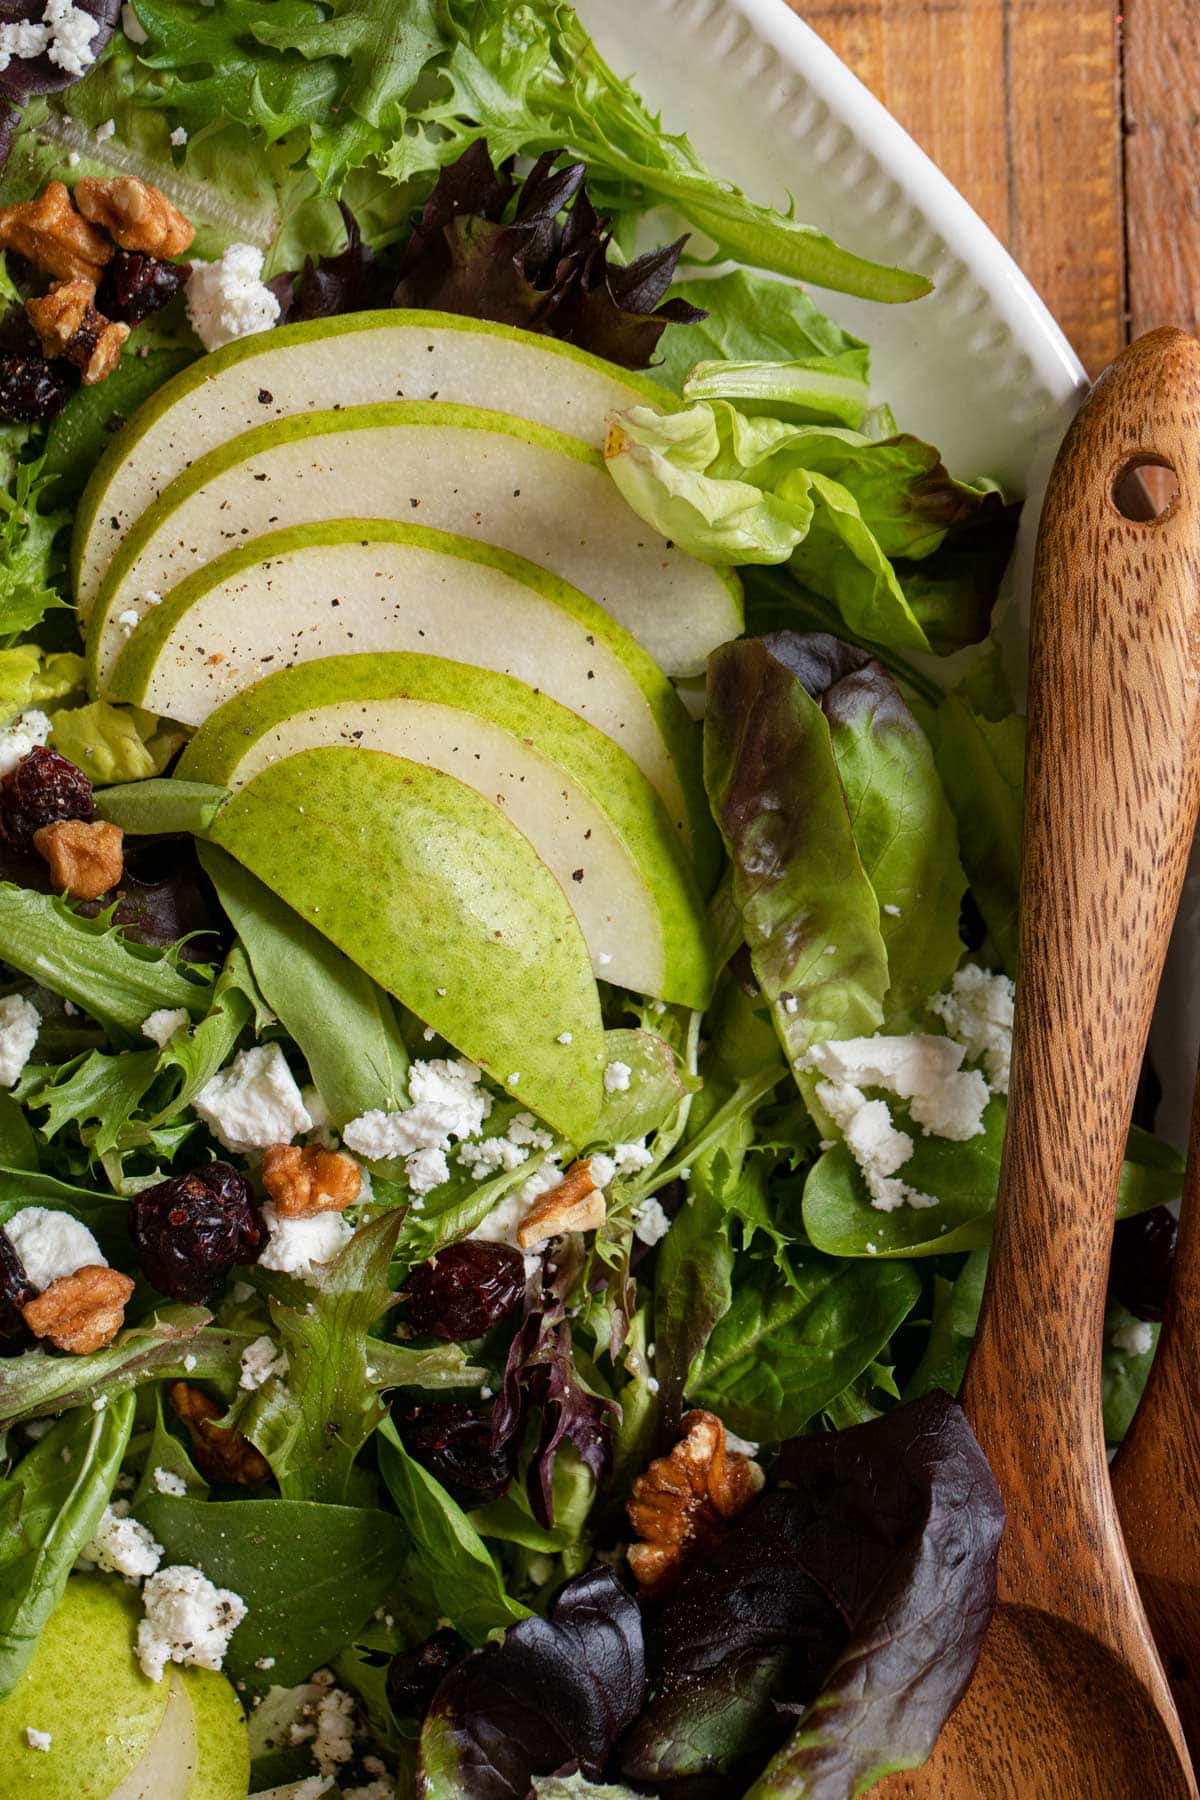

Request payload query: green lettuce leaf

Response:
[652,268,870,387]
[687,1250,920,1440]
[935,695,1024,976]
[199,845,409,1125]
[377,1417,529,1645]
[49,700,187,786]
[137,1492,407,1688]
[0,647,84,724]
[0,1394,134,1698]
[0,455,68,640]
[0,886,213,1037]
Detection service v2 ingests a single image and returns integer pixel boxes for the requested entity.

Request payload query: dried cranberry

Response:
[396,1401,515,1506]
[129,1163,263,1302]
[0,1230,35,1356]
[0,746,94,852]
[0,352,71,423]
[401,1241,526,1339]
[385,1628,466,1716]
[97,251,191,326]
[1110,1206,1178,1322]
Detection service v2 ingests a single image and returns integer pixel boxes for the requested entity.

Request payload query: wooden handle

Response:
[1111,1066,1200,1744]
[965,330,1200,1635]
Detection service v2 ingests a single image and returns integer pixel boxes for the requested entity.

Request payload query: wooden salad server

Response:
[871,328,1200,1798]
[1112,1067,1200,1750]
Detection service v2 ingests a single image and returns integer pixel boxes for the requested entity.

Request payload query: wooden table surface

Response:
[797,0,1199,379]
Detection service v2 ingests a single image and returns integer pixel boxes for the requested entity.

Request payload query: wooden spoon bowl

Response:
[872,328,1200,1798]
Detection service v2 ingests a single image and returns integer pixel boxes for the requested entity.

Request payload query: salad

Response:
[0,4,1182,1798]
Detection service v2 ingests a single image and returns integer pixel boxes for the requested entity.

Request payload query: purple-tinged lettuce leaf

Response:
[619,1391,1003,1795]
[390,143,704,370]
[418,1566,645,1800]
[492,1254,619,1529]
[704,634,889,1077]
[270,199,386,323]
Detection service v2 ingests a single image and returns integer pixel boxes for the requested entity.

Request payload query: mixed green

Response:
[0,4,1181,1799]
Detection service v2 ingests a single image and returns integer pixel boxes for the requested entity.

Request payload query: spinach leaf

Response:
[132,1389,208,1508]
[93,778,230,836]
[0,1094,37,1171]
[377,1417,528,1645]
[804,1102,1183,1258]
[904,1252,987,1401]
[0,1307,252,1425]
[233,1215,478,1502]
[934,695,1024,976]
[0,886,212,1036]
[200,845,409,1124]
[705,635,889,1077]
[620,1392,1002,1797]
[688,1251,921,1441]
[0,1394,133,1697]
[1102,1300,1160,1446]
[138,1492,407,1688]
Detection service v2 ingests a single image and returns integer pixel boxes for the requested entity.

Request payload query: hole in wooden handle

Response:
[1112,455,1181,522]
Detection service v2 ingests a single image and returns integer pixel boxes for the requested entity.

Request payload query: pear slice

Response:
[86,402,741,689]
[73,310,671,618]
[109,518,717,883]
[182,652,715,1011]
[206,746,605,1140]
[0,1576,170,1800]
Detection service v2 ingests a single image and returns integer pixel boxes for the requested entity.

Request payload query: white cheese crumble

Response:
[930,965,1015,1094]
[0,992,39,1087]
[603,1060,632,1093]
[186,243,281,352]
[344,1057,492,1194]
[85,1504,163,1580]
[153,1466,187,1498]
[24,1726,51,1751]
[404,1145,449,1195]
[136,1565,247,1682]
[239,1333,288,1391]
[121,2,146,42]
[142,1005,189,1048]
[814,1080,937,1215]
[556,1031,573,1045]
[169,125,188,146]
[45,0,100,74]
[4,1206,104,1289]
[632,1196,671,1245]
[344,1782,394,1800]
[1112,1318,1154,1357]
[258,1201,353,1280]
[0,709,50,778]
[613,1139,654,1174]
[193,1043,312,1153]
[723,1427,759,1457]
[95,116,116,141]
[0,24,48,71]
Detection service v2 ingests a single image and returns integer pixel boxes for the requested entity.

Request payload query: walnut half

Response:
[26,278,129,385]
[627,1410,764,1592]
[0,181,112,282]
[21,1265,135,1354]
[169,1381,272,1486]
[75,176,194,259]
[262,1142,361,1217]
[33,818,124,899]
[518,1159,605,1247]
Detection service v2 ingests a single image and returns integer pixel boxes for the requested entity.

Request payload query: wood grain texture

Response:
[796,0,1125,375]
[1112,1071,1200,1750]
[1123,1,1200,342]
[872,329,1200,1798]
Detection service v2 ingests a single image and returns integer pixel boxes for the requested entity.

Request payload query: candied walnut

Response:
[33,817,124,900]
[169,1380,272,1486]
[627,1409,764,1593]
[75,176,194,259]
[262,1142,361,1217]
[26,277,129,384]
[517,1159,604,1248]
[0,182,113,282]
[21,1265,135,1354]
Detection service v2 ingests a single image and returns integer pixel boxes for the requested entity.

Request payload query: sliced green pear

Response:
[109,518,716,881]
[0,1576,169,1800]
[87,402,741,689]
[205,745,605,1141]
[179,1667,250,1800]
[182,653,715,1010]
[74,310,672,618]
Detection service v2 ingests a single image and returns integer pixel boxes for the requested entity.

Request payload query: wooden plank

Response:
[1123,1,1200,343]
[796,0,1125,375]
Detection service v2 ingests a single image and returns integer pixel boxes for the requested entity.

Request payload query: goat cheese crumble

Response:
[142,1006,189,1048]
[344,1058,492,1193]
[1112,1318,1154,1358]
[239,1333,289,1390]
[153,1466,187,1498]
[84,1504,163,1581]
[930,965,1016,1093]
[258,1202,353,1279]
[136,1564,247,1682]
[632,1196,671,1245]
[0,992,39,1088]
[186,243,281,351]
[603,1060,632,1093]
[4,1206,104,1289]
[0,709,50,778]
[193,1043,312,1153]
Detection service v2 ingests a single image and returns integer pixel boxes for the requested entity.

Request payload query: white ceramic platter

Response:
[578,0,1200,1148]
